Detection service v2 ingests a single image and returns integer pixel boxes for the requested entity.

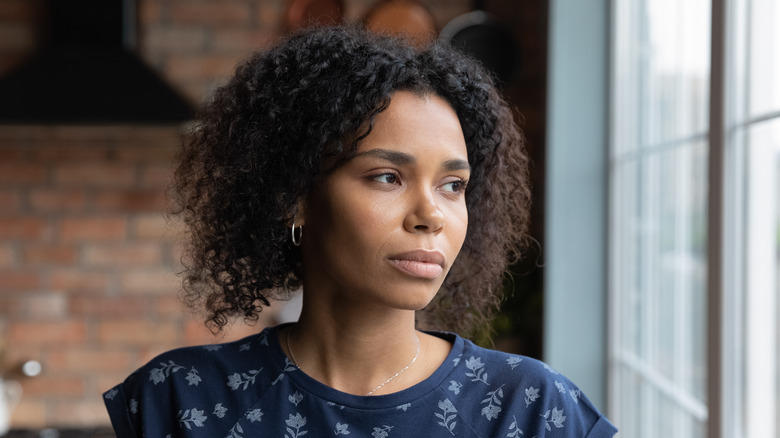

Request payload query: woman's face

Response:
[300,91,470,311]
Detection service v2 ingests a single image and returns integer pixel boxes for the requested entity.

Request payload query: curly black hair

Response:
[174,25,531,337]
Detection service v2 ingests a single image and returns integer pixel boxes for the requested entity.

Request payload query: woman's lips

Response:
[388,250,446,279]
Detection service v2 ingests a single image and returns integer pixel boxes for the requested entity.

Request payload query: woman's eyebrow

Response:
[442,159,471,172]
[354,149,415,165]
[354,149,471,172]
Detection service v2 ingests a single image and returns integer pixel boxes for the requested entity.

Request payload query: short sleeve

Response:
[103,381,139,438]
[586,415,619,438]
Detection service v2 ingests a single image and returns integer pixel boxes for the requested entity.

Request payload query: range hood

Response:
[0,0,194,124]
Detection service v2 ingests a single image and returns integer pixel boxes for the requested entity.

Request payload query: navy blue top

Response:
[104,325,617,437]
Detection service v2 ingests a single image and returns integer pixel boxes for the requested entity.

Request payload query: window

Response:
[609,1,710,436]
[608,0,780,436]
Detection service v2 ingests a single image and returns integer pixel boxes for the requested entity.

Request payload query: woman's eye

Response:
[442,179,468,193]
[372,173,398,184]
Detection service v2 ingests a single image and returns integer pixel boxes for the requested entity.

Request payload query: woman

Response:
[104,25,617,437]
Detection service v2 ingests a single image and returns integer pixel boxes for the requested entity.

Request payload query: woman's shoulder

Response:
[102,327,283,437]
[448,338,571,396]
[455,336,559,380]
[119,329,271,385]
[442,335,617,437]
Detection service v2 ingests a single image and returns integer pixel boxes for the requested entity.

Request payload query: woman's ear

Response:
[292,199,306,227]
[289,200,307,247]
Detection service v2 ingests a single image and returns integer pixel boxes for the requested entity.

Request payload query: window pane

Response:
[644,0,710,146]
[610,0,710,436]
[727,0,780,435]
[612,0,710,157]
[740,118,779,437]
[611,141,708,437]
[748,0,780,117]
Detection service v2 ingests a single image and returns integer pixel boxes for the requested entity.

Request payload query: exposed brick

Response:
[140,163,175,187]
[170,1,252,25]
[133,214,184,241]
[59,217,127,242]
[20,375,84,397]
[0,163,46,184]
[30,143,111,161]
[47,348,132,373]
[0,243,15,267]
[69,294,149,316]
[97,372,132,394]
[115,143,179,162]
[256,0,282,27]
[28,189,88,212]
[0,126,39,141]
[183,318,213,344]
[138,0,162,24]
[166,53,239,81]
[51,163,135,187]
[45,125,134,141]
[124,126,184,142]
[212,28,273,53]
[177,79,215,103]
[0,216,48,239]
[97,319,180,345]
[145,26,207,53]
[119,269,181,294]
[10,399,47,430]
[1,343,43,369]
[164,247,185,274]
[83,244,162,267]
[0,270,40,291]
[0,294,23,314]
[49,269,110,293]
[22,244,78,265]
[0,126,104,143]
[139,343,183,364]
[0,145,23,160]
[9,320,87,345]
[93,189,168,212]
[154,295,186,318]
[0,189,21,212]
[18,291,69,319]
[50,400,111,427]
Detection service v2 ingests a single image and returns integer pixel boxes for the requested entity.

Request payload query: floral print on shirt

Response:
[104,326,617,437]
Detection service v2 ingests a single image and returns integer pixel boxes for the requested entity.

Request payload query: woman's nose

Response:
[403,188,445,233]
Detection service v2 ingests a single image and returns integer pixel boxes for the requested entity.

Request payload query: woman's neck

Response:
[283,304,422,395]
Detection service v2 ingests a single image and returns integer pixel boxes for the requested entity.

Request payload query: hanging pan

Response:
[363,0,437,47]
[439,3,519,86]
[285,0,344,31]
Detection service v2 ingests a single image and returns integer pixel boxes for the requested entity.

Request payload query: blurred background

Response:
[0,0,548,434]
[0,0,778,437]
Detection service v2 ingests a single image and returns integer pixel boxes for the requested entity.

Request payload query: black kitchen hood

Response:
[0,0,194,124]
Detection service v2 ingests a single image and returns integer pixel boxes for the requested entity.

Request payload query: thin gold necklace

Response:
[285,328,421,396]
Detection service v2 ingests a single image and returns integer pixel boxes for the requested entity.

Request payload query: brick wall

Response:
[0,0,544,429]
[0,126,272,427]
